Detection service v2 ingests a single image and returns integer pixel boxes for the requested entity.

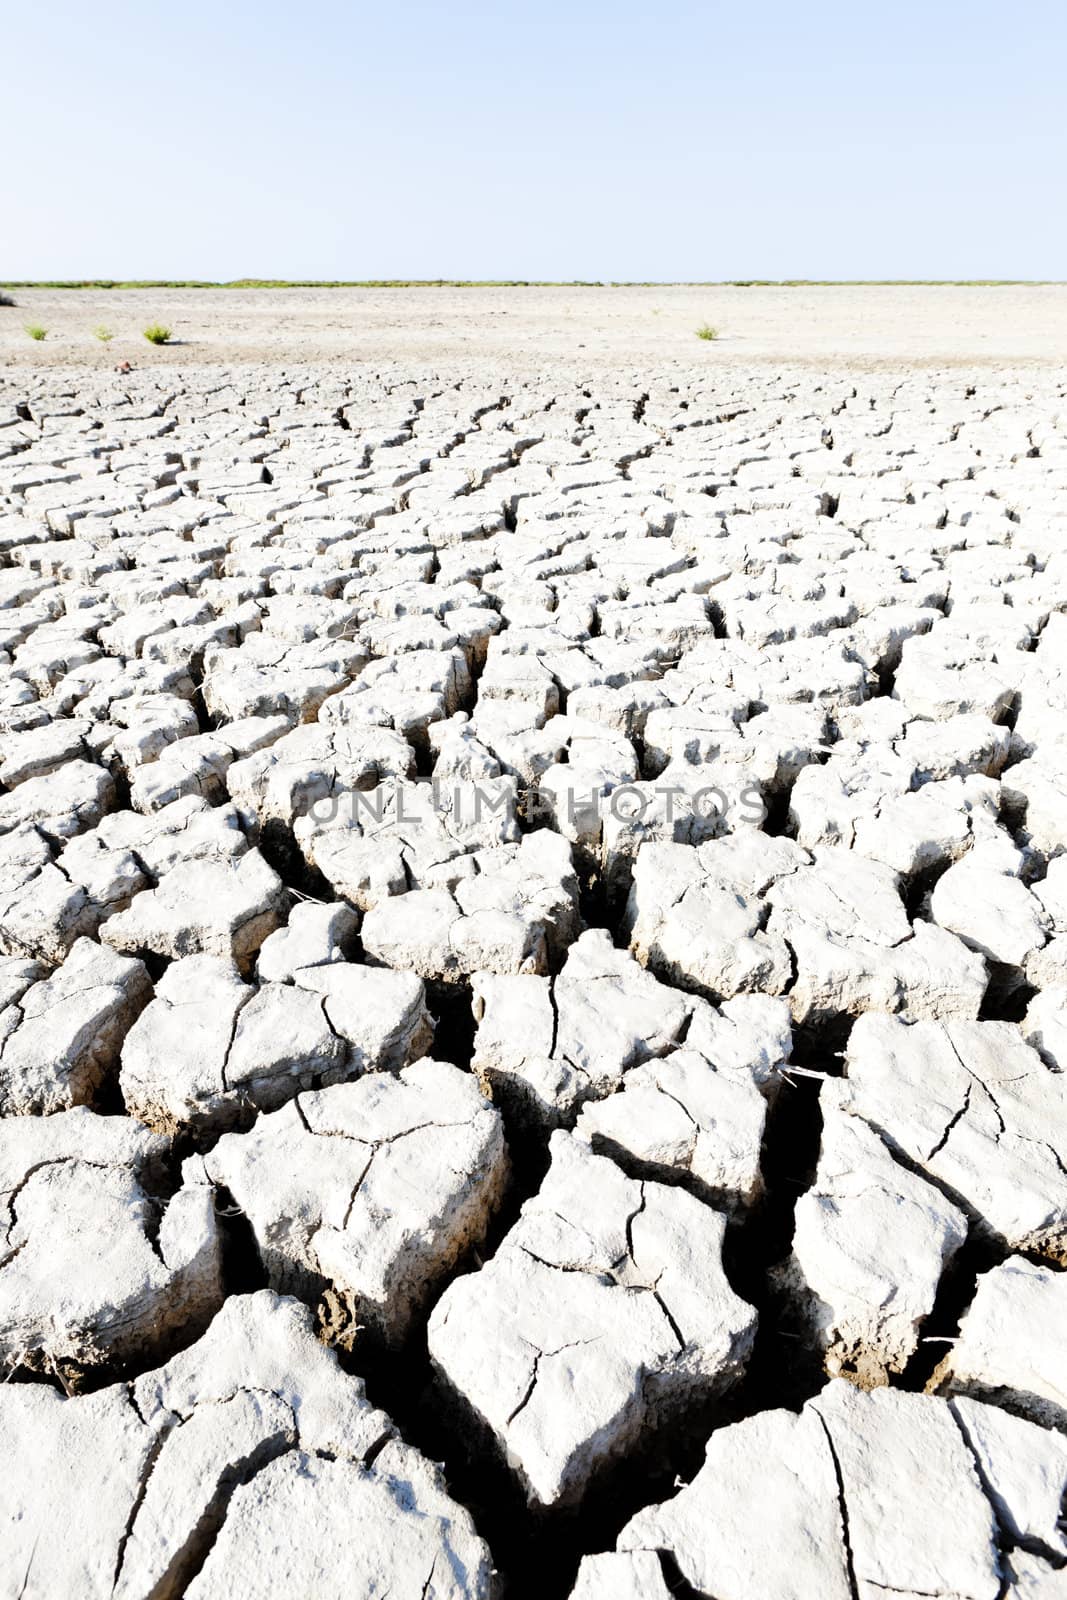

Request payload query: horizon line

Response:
[3,279,1063,291]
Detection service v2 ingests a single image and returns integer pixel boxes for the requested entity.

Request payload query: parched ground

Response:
[1,332,1066,1598]
[3,281,1067,366]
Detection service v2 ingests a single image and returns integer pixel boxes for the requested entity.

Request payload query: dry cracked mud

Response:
[0,352,1065,1597]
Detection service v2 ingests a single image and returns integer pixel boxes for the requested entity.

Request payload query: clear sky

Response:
[4,0,1065,280]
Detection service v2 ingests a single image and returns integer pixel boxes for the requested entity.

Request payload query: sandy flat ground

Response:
[2,284,1065,370]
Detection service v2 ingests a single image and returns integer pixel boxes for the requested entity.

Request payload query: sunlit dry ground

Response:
[2,282,1065,368]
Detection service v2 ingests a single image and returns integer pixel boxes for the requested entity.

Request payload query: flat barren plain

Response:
[3,281,1067,365]
[0,286,1065,1599]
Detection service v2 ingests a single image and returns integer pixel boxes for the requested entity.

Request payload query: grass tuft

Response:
[142,324,172,344]
[93,326,115,342]
[696,323,719,341]
[24,324,47,341]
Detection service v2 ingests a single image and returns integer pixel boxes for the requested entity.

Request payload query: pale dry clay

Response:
[0,358,1065,1597]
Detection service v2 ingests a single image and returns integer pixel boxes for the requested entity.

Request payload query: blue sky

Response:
[4,0,1065,279]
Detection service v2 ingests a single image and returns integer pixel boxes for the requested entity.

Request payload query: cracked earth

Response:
[0,352,1066,1598]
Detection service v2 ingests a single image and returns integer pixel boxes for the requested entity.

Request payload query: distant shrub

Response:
[93,326,115,342]
[142,324,172,344]
[24,324,47,341]
[696,323,719,341]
